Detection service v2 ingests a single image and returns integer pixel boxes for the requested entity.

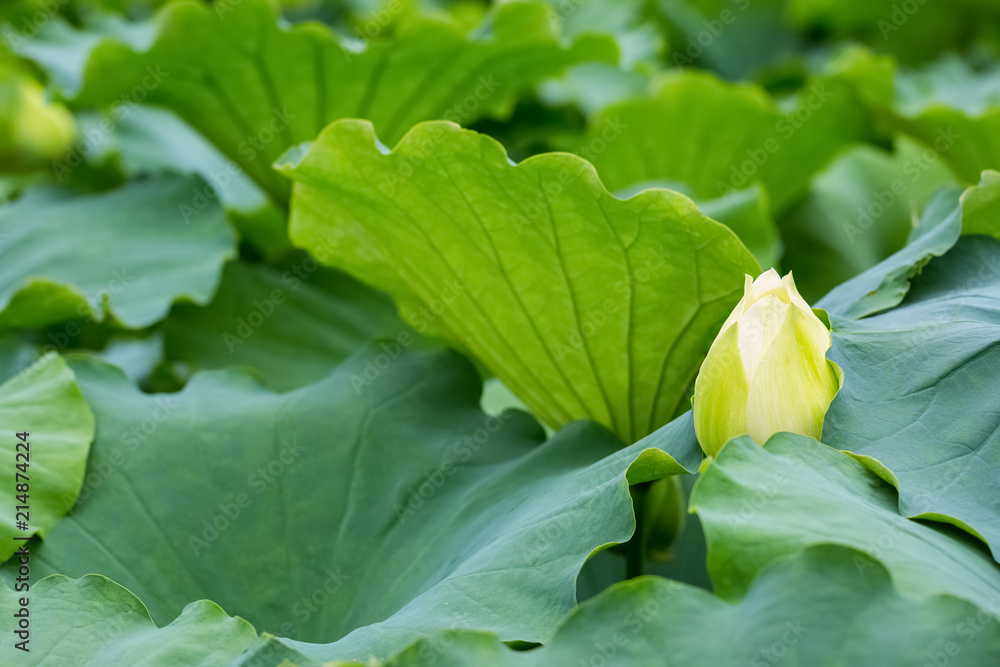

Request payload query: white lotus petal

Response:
[737,294,791,381]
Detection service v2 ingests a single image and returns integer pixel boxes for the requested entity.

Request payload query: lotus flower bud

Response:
[693,269,842,457]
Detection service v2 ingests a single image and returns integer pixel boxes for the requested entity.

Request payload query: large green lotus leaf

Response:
[0,354,94,561]
[817,171,1000,318]
[12,546,1000,666]
[9,348,700,661]
[55,0,614,202]
[280,119,758,443]
[779,137,959,302]
[381,545,1000,667]
[0,175,235,329]
[691,435,1000,612]
[823,235,1000,560]
[162,259,409,391]
[580,68,874,214]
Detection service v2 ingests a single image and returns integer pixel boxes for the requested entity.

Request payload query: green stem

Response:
[626,483,650,579]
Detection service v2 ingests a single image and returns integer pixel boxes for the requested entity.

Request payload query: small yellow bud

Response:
[692,269,843,457]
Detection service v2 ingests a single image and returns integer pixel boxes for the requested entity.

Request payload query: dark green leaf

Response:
[0,175,235,329]
[691,434,1000,611]
[10,349,698,660]
[824,234,1000,559]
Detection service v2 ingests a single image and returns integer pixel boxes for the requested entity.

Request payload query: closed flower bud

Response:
[693,269,843,457]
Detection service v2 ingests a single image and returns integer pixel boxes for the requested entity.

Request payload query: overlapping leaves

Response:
[0,175,234,329]
[162,259,408,391]
[2,1,1000,664]
[281,120,758,443]
[5,347,699,660]
[692,435,1000,611]
[384,545,1000,666]
[824,235,1000,559]
[13,544,1000,666]
[45,0,614,202]
[580,68,874,214]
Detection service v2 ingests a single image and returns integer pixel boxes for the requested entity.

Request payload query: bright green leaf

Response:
[0,353,94,561]
[617,181,780,269]
[280,119,758,443]
[962,169,1000,239]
